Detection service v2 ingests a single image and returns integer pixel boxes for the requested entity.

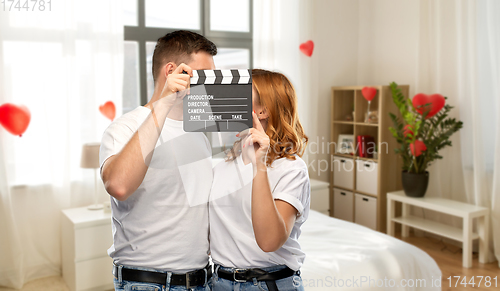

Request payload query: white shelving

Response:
[392,216,479,242]
[387,190,490,268]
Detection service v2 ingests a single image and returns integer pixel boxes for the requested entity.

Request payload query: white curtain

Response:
[415,0,499,264]
[0,1,123,288]
[468,0,500,265]
[253,0,315,145]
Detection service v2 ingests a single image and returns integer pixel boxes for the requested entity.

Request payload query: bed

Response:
[210,157,441,290]
[298,210,442,291]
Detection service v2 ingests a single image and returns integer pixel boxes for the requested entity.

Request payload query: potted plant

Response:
[388,82,463,197]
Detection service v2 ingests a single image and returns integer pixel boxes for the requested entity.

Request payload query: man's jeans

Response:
[113,264,211,291]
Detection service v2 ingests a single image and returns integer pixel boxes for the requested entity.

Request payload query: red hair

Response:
[227,69,308,166]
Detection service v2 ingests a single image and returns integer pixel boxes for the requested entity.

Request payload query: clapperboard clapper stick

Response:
[183,69,253,132]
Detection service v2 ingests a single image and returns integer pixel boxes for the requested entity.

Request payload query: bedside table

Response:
[310,179,330,215]
[61,207,114,291]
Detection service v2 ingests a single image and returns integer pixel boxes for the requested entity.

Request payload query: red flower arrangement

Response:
[388,83,463,174]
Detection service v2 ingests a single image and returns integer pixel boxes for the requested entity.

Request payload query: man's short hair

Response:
[152,30,217,83]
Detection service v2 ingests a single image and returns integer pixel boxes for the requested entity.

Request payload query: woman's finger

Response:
[242,135,253,148]
[252,111,265,132]
[236,128,254,138]
[251,132,269,147]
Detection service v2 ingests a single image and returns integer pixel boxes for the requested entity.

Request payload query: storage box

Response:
[356,160,378,195]
[354,194,377,230]
[333,188,354,222]
[333,156,354,189]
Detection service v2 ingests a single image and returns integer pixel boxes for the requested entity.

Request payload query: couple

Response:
[100,30,310,291]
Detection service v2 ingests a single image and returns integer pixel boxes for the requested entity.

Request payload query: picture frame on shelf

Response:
[337,134,355,155]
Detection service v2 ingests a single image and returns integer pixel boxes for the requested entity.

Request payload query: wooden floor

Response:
[0,276,69,291]
[396,232,499,291]
[0,276,112,291]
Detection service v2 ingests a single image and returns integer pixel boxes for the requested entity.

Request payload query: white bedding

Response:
[298,210,441,291]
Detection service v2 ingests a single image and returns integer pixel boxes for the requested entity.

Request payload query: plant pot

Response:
[402,171,429,197]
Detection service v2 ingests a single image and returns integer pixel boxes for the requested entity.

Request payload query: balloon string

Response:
[366,101,371,122]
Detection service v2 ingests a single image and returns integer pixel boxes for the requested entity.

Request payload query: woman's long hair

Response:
[226,69,308,166]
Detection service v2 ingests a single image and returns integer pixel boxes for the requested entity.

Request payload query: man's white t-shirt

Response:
[209,154,310,271]
[99,106,213,272]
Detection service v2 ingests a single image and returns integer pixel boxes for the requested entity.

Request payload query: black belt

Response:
[216,266,297,283]
[114,264,211,288]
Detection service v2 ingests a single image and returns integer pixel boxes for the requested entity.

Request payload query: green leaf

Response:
[389,127,399,139]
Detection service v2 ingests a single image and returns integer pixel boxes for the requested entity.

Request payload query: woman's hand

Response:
[237,111,270,169]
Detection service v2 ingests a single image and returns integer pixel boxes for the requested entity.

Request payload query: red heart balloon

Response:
[0,103,31,137]
[361,87,377,102]
[410,140,427,157]
[99,101,116,121]
[412,93,445,119]
[299,40,314,57]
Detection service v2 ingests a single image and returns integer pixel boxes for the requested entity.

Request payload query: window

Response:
[122,0,253,114]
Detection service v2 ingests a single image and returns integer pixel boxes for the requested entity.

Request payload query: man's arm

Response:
[101,64,192,201]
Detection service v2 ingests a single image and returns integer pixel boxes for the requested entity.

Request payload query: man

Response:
[99,30,216,291]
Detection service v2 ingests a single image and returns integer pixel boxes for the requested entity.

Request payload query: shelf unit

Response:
[330,85,409,233]
[387,190,490,267]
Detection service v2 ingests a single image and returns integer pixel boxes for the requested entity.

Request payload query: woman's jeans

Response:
[210,265,305,291]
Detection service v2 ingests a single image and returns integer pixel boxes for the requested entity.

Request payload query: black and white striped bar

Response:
[190,69,251,85]
[184,69,252,132]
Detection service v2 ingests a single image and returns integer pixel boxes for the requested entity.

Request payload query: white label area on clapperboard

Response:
[183,69,252,132]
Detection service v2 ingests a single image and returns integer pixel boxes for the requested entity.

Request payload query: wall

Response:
[307,0,359,180]
[357,0,420,94]
[308,0,421,182]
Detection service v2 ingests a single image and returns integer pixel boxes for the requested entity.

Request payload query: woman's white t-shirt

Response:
[209,154,310,271]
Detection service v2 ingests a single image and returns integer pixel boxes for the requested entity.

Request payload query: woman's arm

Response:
[242,111,298,252]
[251,169,298,252]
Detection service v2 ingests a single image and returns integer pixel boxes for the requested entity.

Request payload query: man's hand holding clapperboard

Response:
[183,69,252,132]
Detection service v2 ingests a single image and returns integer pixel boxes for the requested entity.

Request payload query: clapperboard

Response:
[183,69,252,132]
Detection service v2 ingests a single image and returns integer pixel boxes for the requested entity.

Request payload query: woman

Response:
[209,69,310,291]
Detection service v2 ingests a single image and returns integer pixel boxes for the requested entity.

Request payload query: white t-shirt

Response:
[209,154,310,271]
[99,106,213,272]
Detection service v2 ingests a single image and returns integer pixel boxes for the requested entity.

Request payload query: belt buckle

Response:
[233,269,247,283]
